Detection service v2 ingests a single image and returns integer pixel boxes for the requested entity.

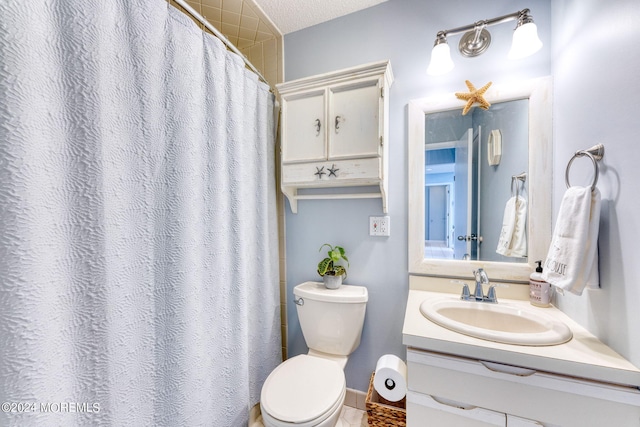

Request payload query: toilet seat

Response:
[260,354,346,426]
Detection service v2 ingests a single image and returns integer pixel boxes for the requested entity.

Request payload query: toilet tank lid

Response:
[294,281,368,303]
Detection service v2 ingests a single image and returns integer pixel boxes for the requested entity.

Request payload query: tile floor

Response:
[340,405,368,427]
[250,405,367,427]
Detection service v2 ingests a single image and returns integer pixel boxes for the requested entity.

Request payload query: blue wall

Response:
[551,0,640,366]
[283,0,552,391]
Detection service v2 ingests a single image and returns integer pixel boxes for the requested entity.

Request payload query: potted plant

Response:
[317,243,349,289]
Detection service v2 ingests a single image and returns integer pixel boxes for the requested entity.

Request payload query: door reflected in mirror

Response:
[424,99,529,263]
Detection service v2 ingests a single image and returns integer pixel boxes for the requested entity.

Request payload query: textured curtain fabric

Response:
[0,0,280,425]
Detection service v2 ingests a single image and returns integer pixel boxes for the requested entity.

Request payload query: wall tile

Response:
[249,43,264,70]
[170,0,283,87]
[201,0,222,8]
[201,4,221,22]
[184,0,201,14]
[222,0,243,14]
[222,10,241,26]
[238,25,257,42]
[237,37,255,49]
[242,2,259,19]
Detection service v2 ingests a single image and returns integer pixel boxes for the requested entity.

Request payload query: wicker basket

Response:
[365,372,406,426]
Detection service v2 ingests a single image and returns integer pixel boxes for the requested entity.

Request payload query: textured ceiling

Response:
[251,0,389,34]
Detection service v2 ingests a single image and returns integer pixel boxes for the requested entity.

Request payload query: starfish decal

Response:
[455,80,492,116]
[314,166,326,179]
[327,164,339,177]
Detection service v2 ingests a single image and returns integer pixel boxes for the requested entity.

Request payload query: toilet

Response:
[260,281,368,427]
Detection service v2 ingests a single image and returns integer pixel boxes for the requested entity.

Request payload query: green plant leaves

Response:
[317,243,349,277]
[317,258,333,276]
[333,265,346,276]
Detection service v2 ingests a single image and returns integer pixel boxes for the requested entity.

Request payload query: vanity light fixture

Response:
[427,8,543,76]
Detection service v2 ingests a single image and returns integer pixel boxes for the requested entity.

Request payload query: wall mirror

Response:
[408,77,552,283]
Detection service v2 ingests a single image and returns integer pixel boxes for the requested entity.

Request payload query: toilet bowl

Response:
[259,282,368,427]
[260,355,345,427]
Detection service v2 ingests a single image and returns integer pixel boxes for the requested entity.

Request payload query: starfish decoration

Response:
[327,164,339,177]
[314,166,326,179]
[455,80,492,116]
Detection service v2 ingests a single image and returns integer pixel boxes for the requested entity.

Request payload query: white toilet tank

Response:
[293,281,368,357]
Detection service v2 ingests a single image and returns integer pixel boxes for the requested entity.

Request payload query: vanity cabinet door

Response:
[328,79,382,159]
[281,90,326,163]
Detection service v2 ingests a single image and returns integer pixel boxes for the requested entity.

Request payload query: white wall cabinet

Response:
[276,61,393,213]
[406,348,640,427]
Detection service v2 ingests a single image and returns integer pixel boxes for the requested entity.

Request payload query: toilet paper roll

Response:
[373,354,407,402]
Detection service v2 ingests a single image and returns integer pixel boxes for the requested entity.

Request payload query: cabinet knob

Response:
[335,115,345,133]
[314,119,321,136]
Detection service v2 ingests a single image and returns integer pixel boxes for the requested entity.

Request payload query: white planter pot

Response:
[323,274,343,289]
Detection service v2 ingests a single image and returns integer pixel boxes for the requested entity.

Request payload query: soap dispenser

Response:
[530,260,552,307]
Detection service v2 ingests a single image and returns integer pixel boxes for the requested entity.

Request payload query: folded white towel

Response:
[542,186,601,295]
[496,197,515,255]
[496,195,527,258]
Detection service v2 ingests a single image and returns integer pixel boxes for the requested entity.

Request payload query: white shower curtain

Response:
[0,0,281,426]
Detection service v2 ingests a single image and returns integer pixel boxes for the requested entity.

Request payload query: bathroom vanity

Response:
[402,277,640,427]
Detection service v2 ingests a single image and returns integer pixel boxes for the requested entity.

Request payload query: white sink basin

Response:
[419,297,573,346]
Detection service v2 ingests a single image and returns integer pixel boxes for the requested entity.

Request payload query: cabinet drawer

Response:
[407,391,505,427]
[282,158,381,185]
[407,349,640,427]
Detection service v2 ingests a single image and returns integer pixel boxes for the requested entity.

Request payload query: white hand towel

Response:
[542,186,601,295]
[510,195,527,257]
[496,195,527,257]
[496,197,516,255]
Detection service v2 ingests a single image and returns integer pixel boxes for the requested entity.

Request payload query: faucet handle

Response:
[461,284,471,300]
[486,285,498,303]
[450,280,472,300]
[485,282,509,303]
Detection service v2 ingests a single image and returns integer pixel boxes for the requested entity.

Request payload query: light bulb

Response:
[508,22,543,60]
[427,43,454,75]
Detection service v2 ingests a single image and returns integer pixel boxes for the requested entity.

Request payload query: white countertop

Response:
[403,287,640,388]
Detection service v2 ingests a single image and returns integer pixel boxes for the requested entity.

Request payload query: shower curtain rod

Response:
[172,0,272,89]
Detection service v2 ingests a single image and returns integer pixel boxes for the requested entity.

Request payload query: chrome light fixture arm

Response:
[427,8,542,75]
[438,9,532,41]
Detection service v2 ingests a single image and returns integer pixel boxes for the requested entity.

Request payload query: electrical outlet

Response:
[369,216,390,236]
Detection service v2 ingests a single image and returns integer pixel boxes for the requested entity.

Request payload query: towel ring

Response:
[565,144,604,191]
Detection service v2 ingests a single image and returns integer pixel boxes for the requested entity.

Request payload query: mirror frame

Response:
[408,76,552,283]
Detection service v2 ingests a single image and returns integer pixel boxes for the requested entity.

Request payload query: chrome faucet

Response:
[473,269,489,300]
[473,268,498,303]
[453,269,500,303]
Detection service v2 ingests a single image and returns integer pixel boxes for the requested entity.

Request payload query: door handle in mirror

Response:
[458,234,483,242]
